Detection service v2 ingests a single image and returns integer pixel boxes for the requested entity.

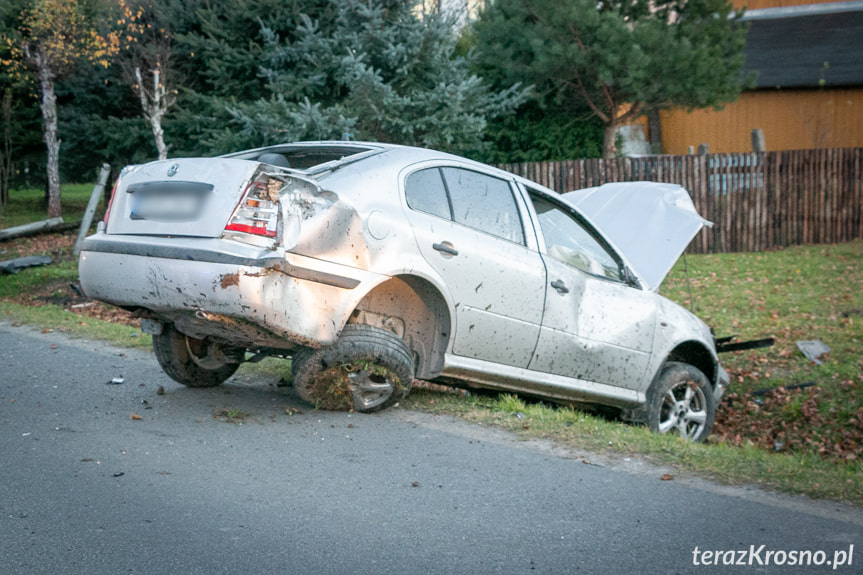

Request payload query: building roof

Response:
[741,0,863,89]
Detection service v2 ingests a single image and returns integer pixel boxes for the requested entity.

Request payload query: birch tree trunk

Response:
[135,67,168,161]
[36,52,62,218]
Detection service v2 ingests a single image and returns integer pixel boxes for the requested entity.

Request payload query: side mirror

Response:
[624,267,642,289]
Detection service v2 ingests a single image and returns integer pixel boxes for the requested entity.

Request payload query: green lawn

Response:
[0,183,102,228]
[661,243,863,461]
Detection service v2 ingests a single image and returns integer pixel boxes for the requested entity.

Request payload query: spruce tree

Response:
[207,0,525,155]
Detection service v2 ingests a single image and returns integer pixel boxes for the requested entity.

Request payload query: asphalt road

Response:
[1,323,861,574]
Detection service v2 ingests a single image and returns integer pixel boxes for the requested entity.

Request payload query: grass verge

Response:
[401,390,862,504]
[0,300,152,351]
[663,241,863,462]
[0,184,100,228]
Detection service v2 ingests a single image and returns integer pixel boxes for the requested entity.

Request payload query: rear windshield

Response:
[225,145,376,171]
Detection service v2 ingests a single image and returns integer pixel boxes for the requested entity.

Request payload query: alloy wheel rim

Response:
[347,369,395,410]
[658,381,708,440]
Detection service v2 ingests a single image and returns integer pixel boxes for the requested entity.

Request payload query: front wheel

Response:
[153,326,241,387]
[292,324,414,413]
[647,362,715,442]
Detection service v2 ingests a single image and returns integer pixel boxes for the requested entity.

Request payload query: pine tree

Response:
[474,0,750,159]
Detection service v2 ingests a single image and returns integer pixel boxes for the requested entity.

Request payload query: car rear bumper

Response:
[78,234,383,348]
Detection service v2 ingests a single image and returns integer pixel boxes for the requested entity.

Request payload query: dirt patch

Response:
[307,364,362,410]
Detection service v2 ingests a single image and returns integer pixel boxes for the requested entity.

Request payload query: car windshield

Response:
[530,193,622,281]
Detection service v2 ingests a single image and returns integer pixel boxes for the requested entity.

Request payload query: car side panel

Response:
[641,297,724,394]
[405,212,546,368]
[441,354,642,408]
[528,256,656,389]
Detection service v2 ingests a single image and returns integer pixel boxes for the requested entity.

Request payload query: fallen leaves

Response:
[0,232,75,259]
[714,384,863,462]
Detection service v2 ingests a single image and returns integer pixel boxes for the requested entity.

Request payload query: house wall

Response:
[733,0,841,10]
[657,88,863,154]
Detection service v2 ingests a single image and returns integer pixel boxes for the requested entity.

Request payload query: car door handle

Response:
[433,242,459,257]
[550,279,569,294]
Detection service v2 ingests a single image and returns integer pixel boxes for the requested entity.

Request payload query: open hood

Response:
[562,182,712,291]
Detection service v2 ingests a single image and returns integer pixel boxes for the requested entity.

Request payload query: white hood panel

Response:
[562,182,712,291]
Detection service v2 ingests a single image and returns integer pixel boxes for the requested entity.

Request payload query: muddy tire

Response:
[153,326,240,388]
[289,347,317,385]
[647,362,715,442]
[292,324,414,413]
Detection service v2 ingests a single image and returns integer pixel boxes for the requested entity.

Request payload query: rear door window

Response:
[440,168,525,245]
[405,168,452,220]
[405,167,525,245]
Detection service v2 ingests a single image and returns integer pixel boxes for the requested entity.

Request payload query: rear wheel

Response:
[289,347,317,385]
[153,325,241,387]
[292,324,414,413]
[647,362,715,442]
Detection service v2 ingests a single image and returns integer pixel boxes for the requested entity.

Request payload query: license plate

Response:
[128,182,212,222]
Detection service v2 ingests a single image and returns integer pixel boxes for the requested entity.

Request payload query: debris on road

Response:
[796,340,831,365]
[750,382,815,396]
[0,255,53,275]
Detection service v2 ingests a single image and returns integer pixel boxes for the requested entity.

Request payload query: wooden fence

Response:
[497,147,863,254]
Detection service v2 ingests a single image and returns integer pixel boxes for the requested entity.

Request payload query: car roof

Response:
[227,141,558,193]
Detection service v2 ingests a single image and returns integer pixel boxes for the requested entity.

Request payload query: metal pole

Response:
[73,163,111,256]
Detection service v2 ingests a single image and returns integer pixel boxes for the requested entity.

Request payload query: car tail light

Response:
[103,179,119,224]
[225,172,279,238]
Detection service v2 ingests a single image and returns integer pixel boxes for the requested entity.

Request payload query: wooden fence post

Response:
[493,147,862,254]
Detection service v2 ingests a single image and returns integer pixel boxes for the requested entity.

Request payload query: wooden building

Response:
[650,0,863,154]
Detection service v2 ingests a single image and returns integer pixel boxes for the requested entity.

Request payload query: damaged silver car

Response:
[79,142,729,441]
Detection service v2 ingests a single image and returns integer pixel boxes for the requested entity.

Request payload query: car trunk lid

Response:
[105,158,260,238]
